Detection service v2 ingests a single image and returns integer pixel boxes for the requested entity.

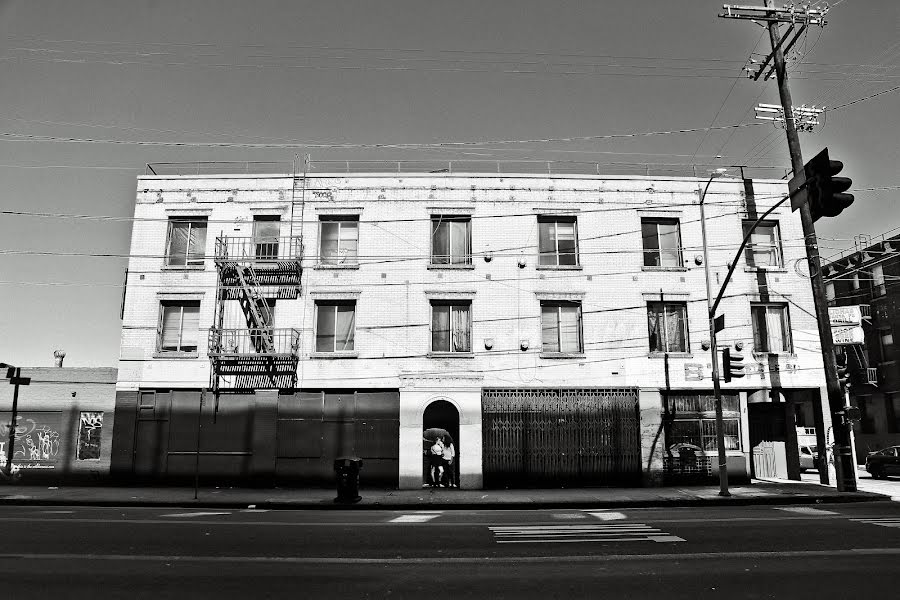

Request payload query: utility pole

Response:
[720,2,857,491]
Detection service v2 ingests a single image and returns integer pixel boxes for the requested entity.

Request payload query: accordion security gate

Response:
[482,388,642,488]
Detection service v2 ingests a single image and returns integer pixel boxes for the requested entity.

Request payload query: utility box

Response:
[333,457,363,504]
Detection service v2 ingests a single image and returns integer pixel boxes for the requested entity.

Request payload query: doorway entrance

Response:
[423,400,460,488]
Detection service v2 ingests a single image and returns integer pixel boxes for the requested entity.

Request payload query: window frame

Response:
[430,300,473,354]
[319,216,360,266]
[157,301,201,354]
[540,300,584,354]
[665,393,742,453]
[641,217,683,268]
[430,215,472,266]
[165,217,208,267]
[647,301,690,354]
[314,301,357,354]
[743,220,783,269]
[537,216,579,267]
[751,303,793,354]
[252,215,281,262]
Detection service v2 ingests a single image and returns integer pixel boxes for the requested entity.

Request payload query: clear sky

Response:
[0,0,897,367]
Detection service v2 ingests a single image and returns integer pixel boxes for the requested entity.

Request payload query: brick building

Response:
[824,233,900,460]
[112,162,833,488]
[1,363,117,481]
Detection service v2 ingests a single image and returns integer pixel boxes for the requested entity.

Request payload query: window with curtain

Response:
[641,218,682,267]
[431,302,472,353]
[538,217,578,266]
[320,218,359,264]
[540,301,583,353]
[743,221,782,268]
[647,302,688,353]
[166,218,207,266]
[751,303,792,353]
[431,216,471,265]
[316,302,356,352]
[158,301,201,352]
[253,216,281,261]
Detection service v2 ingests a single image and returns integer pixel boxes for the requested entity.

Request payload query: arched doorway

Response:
[423,400,460,488]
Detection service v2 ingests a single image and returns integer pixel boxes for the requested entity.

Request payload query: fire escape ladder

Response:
[233,265,275,354]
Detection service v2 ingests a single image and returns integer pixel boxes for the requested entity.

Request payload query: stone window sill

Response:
[642,266,687,272]
[536,264,582,271]
[427,263,475,270]
[315,263,360,270]
[648,352,692,359]
[427,352,475,358]
[162,265,205,271]
[311,351,359,359]
[540,352,586,359]
[744,266,787,273]
[153,352,200,359]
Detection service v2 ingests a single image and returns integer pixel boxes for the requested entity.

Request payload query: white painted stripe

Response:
[495,536,684,544]
[492,529,658,535]
[2,548,898,564]
[589,511,627,520]
[160,512,232,518]
[39,510,75,514]
[775,507,838,515]
[389,514,439,523]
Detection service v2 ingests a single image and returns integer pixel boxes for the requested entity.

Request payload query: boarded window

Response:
[76,412,103,460]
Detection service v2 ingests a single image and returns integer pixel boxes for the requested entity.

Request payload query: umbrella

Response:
[423,427,453,444]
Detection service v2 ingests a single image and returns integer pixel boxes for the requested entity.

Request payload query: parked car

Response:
[799,445,819,473]
[865,446,900,479]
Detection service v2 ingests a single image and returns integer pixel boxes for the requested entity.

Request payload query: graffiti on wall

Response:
[76,412,103,460]
[0,413,62,470]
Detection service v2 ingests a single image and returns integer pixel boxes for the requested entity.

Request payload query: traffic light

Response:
[802,148,854,222]
[722,347,745,383]
[835,351,851,392]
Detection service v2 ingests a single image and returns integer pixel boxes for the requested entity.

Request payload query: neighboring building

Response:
[112,162,832,488]
[824,233,900,461]
[1,362,117,481]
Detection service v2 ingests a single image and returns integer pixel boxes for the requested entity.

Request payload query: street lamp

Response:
[1,362,30,479]
[698,169,732,497]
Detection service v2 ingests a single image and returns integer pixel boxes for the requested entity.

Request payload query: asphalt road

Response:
[1,502,898,599]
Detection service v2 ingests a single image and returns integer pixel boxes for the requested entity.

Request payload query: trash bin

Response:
[333,456,363,504]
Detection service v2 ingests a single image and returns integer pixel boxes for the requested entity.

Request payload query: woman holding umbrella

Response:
[423,428,454,487]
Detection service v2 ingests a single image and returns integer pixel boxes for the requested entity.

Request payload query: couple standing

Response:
[426,435,456,488]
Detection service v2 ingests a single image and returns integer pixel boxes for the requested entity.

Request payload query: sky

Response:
[0,0,897,367]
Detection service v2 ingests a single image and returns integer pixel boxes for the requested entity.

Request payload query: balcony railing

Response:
[215,236,302,263]
[865,367,879,386]
[207,328,300,357]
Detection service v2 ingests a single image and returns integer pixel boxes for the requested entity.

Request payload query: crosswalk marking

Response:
[588,511,627,521]
[850,518,900,529]
[489,523,684,544]
[775,507,838,515]
[389,513,441,523]
[160,512,231,518]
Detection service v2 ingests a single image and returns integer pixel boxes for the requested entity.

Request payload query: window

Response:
[431,216,471,265]
[166,218,207,266]
[540,301,583,353]
[665,394,741,452]
[253,216,281,261]
[538,217,578,266]
[751,303,792,353]
[880,329,895,362]
[647,302,689,353]
[158,301,201,352]
[320,218,359,265]
[641,218,682,267]
[873,264,886,297]
[76,412,103,460]
[743,221,782,268]
[431,301,471,353]
[315,302,356,352]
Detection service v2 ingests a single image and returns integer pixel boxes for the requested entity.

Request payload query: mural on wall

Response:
[0,412,62,469]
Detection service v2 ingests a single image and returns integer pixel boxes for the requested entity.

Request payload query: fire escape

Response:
[208,171,305,393]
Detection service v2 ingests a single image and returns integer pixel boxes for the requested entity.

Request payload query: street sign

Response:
[828,306,862,326]
[832,326,865,346]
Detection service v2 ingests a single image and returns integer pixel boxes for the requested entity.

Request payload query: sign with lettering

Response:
[828,306,862,326]
[0,412,62,470]
[832,325,865,346]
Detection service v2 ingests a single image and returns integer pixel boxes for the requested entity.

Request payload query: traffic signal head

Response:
[722,347,745,383]
[835,351,851,392]
[803,148,854,222]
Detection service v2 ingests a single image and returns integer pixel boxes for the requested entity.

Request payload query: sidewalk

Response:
[0,480,889,510]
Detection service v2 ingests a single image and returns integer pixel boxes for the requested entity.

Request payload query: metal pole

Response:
[766,0,855,491]
[699,176,731,496]
[4,368,21,477]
